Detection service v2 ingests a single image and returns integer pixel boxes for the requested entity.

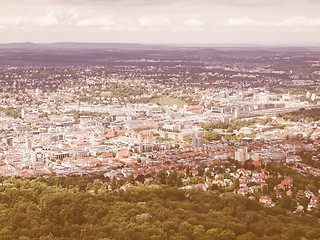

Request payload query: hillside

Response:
[0,176,319,240]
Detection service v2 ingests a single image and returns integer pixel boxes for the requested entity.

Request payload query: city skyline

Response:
[1,0,320,45]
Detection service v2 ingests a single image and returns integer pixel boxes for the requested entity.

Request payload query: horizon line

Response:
[0,41,320,48]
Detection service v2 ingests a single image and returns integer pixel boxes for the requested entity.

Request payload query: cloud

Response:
[0,9,81,29]
[76,17,116,27]
[226,17,320,28]
[0,17,25,28]
[280,17,320,27]
[138,16,171,27]
[0,0,320,44]
[226,17,263,27]
[184,18,203,27]
[13,0,315,8]
[37,13,60,27]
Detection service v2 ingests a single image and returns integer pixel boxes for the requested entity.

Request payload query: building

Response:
[251,152,261,161]
[235,147,249,162]
[192,137,204,148]
[234,108,239,119]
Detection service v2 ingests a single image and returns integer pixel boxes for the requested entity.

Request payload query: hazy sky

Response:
[1,0,320,45]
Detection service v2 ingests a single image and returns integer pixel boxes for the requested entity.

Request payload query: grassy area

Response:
[0,108,21,118]
[272,87,310,95]
[150,97,187,108]
[101,91,113,97]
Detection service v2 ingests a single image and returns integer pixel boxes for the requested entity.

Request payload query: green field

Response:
[150,97,187,108]
[101,91,113,97]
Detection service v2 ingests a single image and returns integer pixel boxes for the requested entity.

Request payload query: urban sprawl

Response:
[1,51,320,214]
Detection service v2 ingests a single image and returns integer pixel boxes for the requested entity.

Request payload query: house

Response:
[120,183,134,190]
[137,130,153,140]
[250,185,262,192]
[252,161,261,168]
[307,196,318,211]
[275,192,282,198]
[281,176,293,188]
[237,187,250,196]
[239,176,248,188]
[105,131,116,138]
[237,168,251,176]
[259,196,275,207]
[187,105,203,114]
[239,127,253,135]
[286,190,292,196]
[194,183,207,191]
[100,152,113,158]
[116,150,132,158]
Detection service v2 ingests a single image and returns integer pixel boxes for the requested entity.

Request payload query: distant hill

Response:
[0,42,180,51]
[0,42,317,51]
[44,42,149,50]
[0,42,40,49]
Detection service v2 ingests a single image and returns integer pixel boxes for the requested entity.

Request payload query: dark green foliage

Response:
[0,177,319,239]
[277,107,320,122]
[243,160,255,170]
[295,149,320,169]
[204,132,222,141]
[266,163,320,193]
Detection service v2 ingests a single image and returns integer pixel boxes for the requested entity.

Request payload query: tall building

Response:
[21,108,25,119]
[234,108,240,119]
[235,147,248,161]
[251,152,261,161]
[192,137,204,148]
[25,138,32,152]
[306,92,311,98]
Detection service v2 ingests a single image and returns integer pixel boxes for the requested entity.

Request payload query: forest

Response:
[0,175,319,240]
[277,108,320,122]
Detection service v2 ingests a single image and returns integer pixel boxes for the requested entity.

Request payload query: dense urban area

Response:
[0,44,320,239]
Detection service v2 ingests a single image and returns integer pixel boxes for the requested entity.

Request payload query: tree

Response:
[243,160,255,170]
[111,177,118,190]
[166,171,182,187]
[157,170,167,185]
[127,174,135,185]
[279,195,296,210]
[192,225,205,240]
[204,132,222,141]
[178,221,194,238]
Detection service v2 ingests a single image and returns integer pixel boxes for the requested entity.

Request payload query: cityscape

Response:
[1,0,320,239]
[0,44,319,239]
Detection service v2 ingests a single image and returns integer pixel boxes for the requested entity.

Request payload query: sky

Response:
[0,0,320,45]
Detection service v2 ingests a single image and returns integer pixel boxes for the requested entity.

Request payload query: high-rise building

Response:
[235,147,248,161]
[25,138,32,151]
[21,108,25,119]
[306,92,311,98]
[251,152,261,161]
[192,137,204,148]
[234,108,240,119]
